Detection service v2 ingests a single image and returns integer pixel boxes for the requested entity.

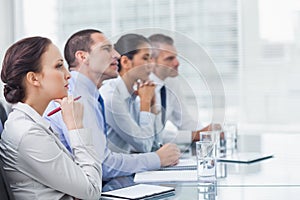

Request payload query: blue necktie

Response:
[98,95,107,135]
[160,86,166,124]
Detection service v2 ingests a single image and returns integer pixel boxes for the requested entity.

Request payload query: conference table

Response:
[101,132,300,199]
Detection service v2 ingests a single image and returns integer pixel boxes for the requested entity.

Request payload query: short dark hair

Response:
[1,36,52,103]
[148,34,174,58]
[114,33,150,72]
[64,29,102,70]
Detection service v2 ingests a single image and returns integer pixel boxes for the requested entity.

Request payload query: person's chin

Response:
[111,72,118,78]
[56,94,67,100]
[142,74,150,81]
[170,72,178,77]
[106,71,118,79]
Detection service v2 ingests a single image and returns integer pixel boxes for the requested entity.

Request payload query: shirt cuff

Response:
[139,111,155,126]
[147,152,161,170]
[176,130,192,143]
[162,130,192,144]
[68,128,93,147]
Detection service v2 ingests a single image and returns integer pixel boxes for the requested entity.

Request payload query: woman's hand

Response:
[55,96,84,130]
[137,81,156,113]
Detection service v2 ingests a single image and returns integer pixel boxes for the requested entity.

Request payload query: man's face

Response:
[153,43,179,79]
[87,33,120,81]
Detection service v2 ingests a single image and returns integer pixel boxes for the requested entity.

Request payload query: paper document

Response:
[134,170,197,183]
[160,158,197,171]
[217,152,273,164]
[101,184,175,199]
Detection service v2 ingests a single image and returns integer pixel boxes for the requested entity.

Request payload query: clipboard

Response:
[217,152,274,164]
[101,184,175,199]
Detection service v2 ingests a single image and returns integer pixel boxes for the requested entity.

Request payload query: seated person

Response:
[45,29,180,181]
[100,33,160,153]
[0,36,102,199]
[148,34,218,144]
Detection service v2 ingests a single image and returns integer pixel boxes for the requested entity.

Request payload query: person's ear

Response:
[120,56,132,71]
[75,50,88,62]
[26,72,41,86]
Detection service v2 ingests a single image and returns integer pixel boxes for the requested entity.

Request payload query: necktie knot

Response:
[98,95,104,106]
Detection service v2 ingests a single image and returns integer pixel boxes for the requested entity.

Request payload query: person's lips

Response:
[110,60,119,70]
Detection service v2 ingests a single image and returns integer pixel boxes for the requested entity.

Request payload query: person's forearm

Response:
[140,100,151,112]
[192,131,200,141]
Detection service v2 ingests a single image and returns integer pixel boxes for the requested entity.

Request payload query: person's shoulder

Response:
[100,78,119,94]
[2,110,37,147]
[100,77,125,102]
[165,77,180,89]
[165,77,182,96]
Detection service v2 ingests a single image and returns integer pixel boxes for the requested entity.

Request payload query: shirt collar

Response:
[69,71,100,100]
[115,76,133,101]
[13,102,51,129]
[150,73,164,89]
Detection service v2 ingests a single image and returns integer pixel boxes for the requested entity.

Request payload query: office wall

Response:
[2,0,300,132]
[240,0,300,132]
[0,0,15,99]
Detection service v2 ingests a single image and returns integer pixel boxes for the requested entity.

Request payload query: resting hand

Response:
[156,143,180,167]
[137,81,156,112]
[192,123,222,141]
[55,96,84,130]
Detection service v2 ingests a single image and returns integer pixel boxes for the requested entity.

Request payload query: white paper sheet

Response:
[134,170,197,183]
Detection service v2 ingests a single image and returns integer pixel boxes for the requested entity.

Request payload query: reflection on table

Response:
[101,133,300,199]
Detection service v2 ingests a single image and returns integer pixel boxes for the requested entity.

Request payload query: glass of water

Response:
[196,141,217,183]
[222,123,238,155]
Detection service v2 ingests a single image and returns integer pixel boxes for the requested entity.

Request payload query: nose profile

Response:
[112,48,120,60]
[65,67,71,80]
[173,57,180,68]
[147,62,154,72]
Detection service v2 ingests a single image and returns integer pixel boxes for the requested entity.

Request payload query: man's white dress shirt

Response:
[150,73,202,144]
[45,71,160,180]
